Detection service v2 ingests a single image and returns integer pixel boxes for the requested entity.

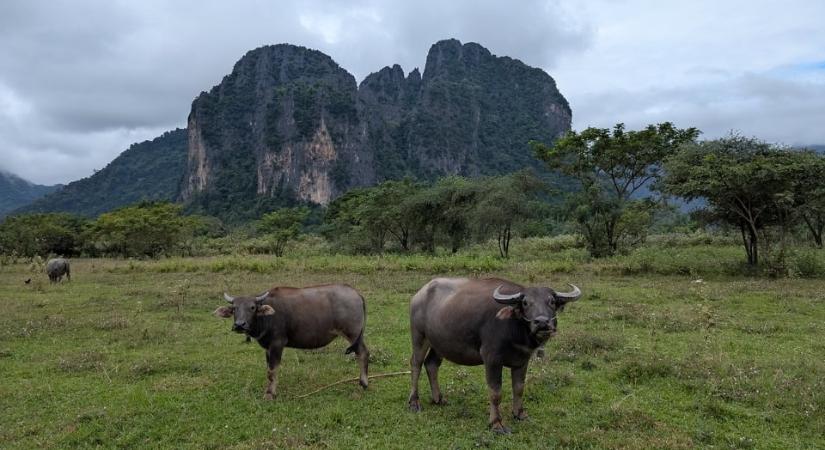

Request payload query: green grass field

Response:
[1,251,824,449]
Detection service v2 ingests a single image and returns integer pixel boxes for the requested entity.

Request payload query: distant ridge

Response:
[0,170,60,217]
[18,129,187,217]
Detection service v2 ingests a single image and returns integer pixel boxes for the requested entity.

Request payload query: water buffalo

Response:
[46,258,71,283]
[213,284,369,399]
[408,277,581,433]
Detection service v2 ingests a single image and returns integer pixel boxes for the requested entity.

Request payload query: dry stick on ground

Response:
[294,371,411,399]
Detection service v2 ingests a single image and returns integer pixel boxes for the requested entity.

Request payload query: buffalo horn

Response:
[492,285,524,304]
[255,291,270,303]
[223,293,235,303]
[554,284,581,301]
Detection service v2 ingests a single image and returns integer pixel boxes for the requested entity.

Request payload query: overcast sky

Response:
[1,0,824,185]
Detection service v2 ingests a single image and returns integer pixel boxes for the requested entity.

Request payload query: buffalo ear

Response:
[257,305,275,316]
[213,306,234,318]
[495,306,523,320]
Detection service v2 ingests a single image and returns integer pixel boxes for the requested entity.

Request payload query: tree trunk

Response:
[497,225,511,259]
[802,213,824,248]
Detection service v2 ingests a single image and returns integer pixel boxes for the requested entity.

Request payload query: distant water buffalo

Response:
[46,258,71,283]
[213,284,369,399]
[408,277,581,433]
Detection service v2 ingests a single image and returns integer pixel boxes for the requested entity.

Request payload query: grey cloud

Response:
[0,0,822,185]
[570,73,825,146]
[0,0,592,184]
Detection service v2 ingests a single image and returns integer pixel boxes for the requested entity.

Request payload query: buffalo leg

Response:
[424,349,445,404]
[407,332,429,412]
[485,362,509,434]
[264,345,283,400]
[354,336,369,389]
[511,364,528,420]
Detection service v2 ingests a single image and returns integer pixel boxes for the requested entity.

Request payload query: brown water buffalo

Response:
[46,258,70,283]
[214,284,369,399]
[408,277,581,433]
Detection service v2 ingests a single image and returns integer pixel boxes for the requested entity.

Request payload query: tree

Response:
[662,135,809,266]
[473,171,545,258]
[92,202,198,257]
[793,151,825,248]
[0,213,89,257]
[532,122,700,256]
[258,207,310,256]
[427,177,480,253]
[323,179,426,254]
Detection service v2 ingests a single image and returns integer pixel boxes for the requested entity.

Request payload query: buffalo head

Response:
[214,291,275,333]
[493,284,581,339]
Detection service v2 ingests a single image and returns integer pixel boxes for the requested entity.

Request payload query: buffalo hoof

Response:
[359,378,368,390]
[264,392,276,401]
[490,422,511,435]
[513,410,529,421]
[431,396,447,406]
[408,399,422,412]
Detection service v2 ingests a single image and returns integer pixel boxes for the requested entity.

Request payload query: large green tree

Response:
[322,179,423,253]
[92,202,199,257]
[0,213,89,257]
[532,122,700,256]
[793,151,825,248]
[473,171,545,258]
[257,207,310,257]
[662,135,814,266]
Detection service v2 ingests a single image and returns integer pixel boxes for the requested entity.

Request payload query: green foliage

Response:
[533,122,700,257]
[663,134,823,266]
[257,207,310,256]
[472,171,546,257]
[323,179,424,253]
[0,213,89,257]
[793,150,825,247]
[90,202,200,258]
[323,174,547,256]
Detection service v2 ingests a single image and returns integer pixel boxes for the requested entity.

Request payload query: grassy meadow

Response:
[1,241,824,449]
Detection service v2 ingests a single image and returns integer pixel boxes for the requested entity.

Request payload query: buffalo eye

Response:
[250,305,256,311]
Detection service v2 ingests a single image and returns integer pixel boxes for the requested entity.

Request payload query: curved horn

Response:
[493,285,524,305]
[554,284,581,302]
[223,293,235,303]
[255,291,270,303]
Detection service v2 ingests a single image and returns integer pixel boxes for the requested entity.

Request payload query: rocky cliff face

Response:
[181,39,570,217]
[181,44,373,216]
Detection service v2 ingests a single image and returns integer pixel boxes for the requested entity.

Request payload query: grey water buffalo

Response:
[46,258,71,283]
[213,284,369,399]
[408,277,581,433]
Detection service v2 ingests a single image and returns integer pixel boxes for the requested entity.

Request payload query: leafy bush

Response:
[90,202,200,258]
[0,213,89,257]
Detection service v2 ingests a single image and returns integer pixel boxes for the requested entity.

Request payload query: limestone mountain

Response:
[183,39,570,219]
[0,171,60,217]
[19,40,571,221]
